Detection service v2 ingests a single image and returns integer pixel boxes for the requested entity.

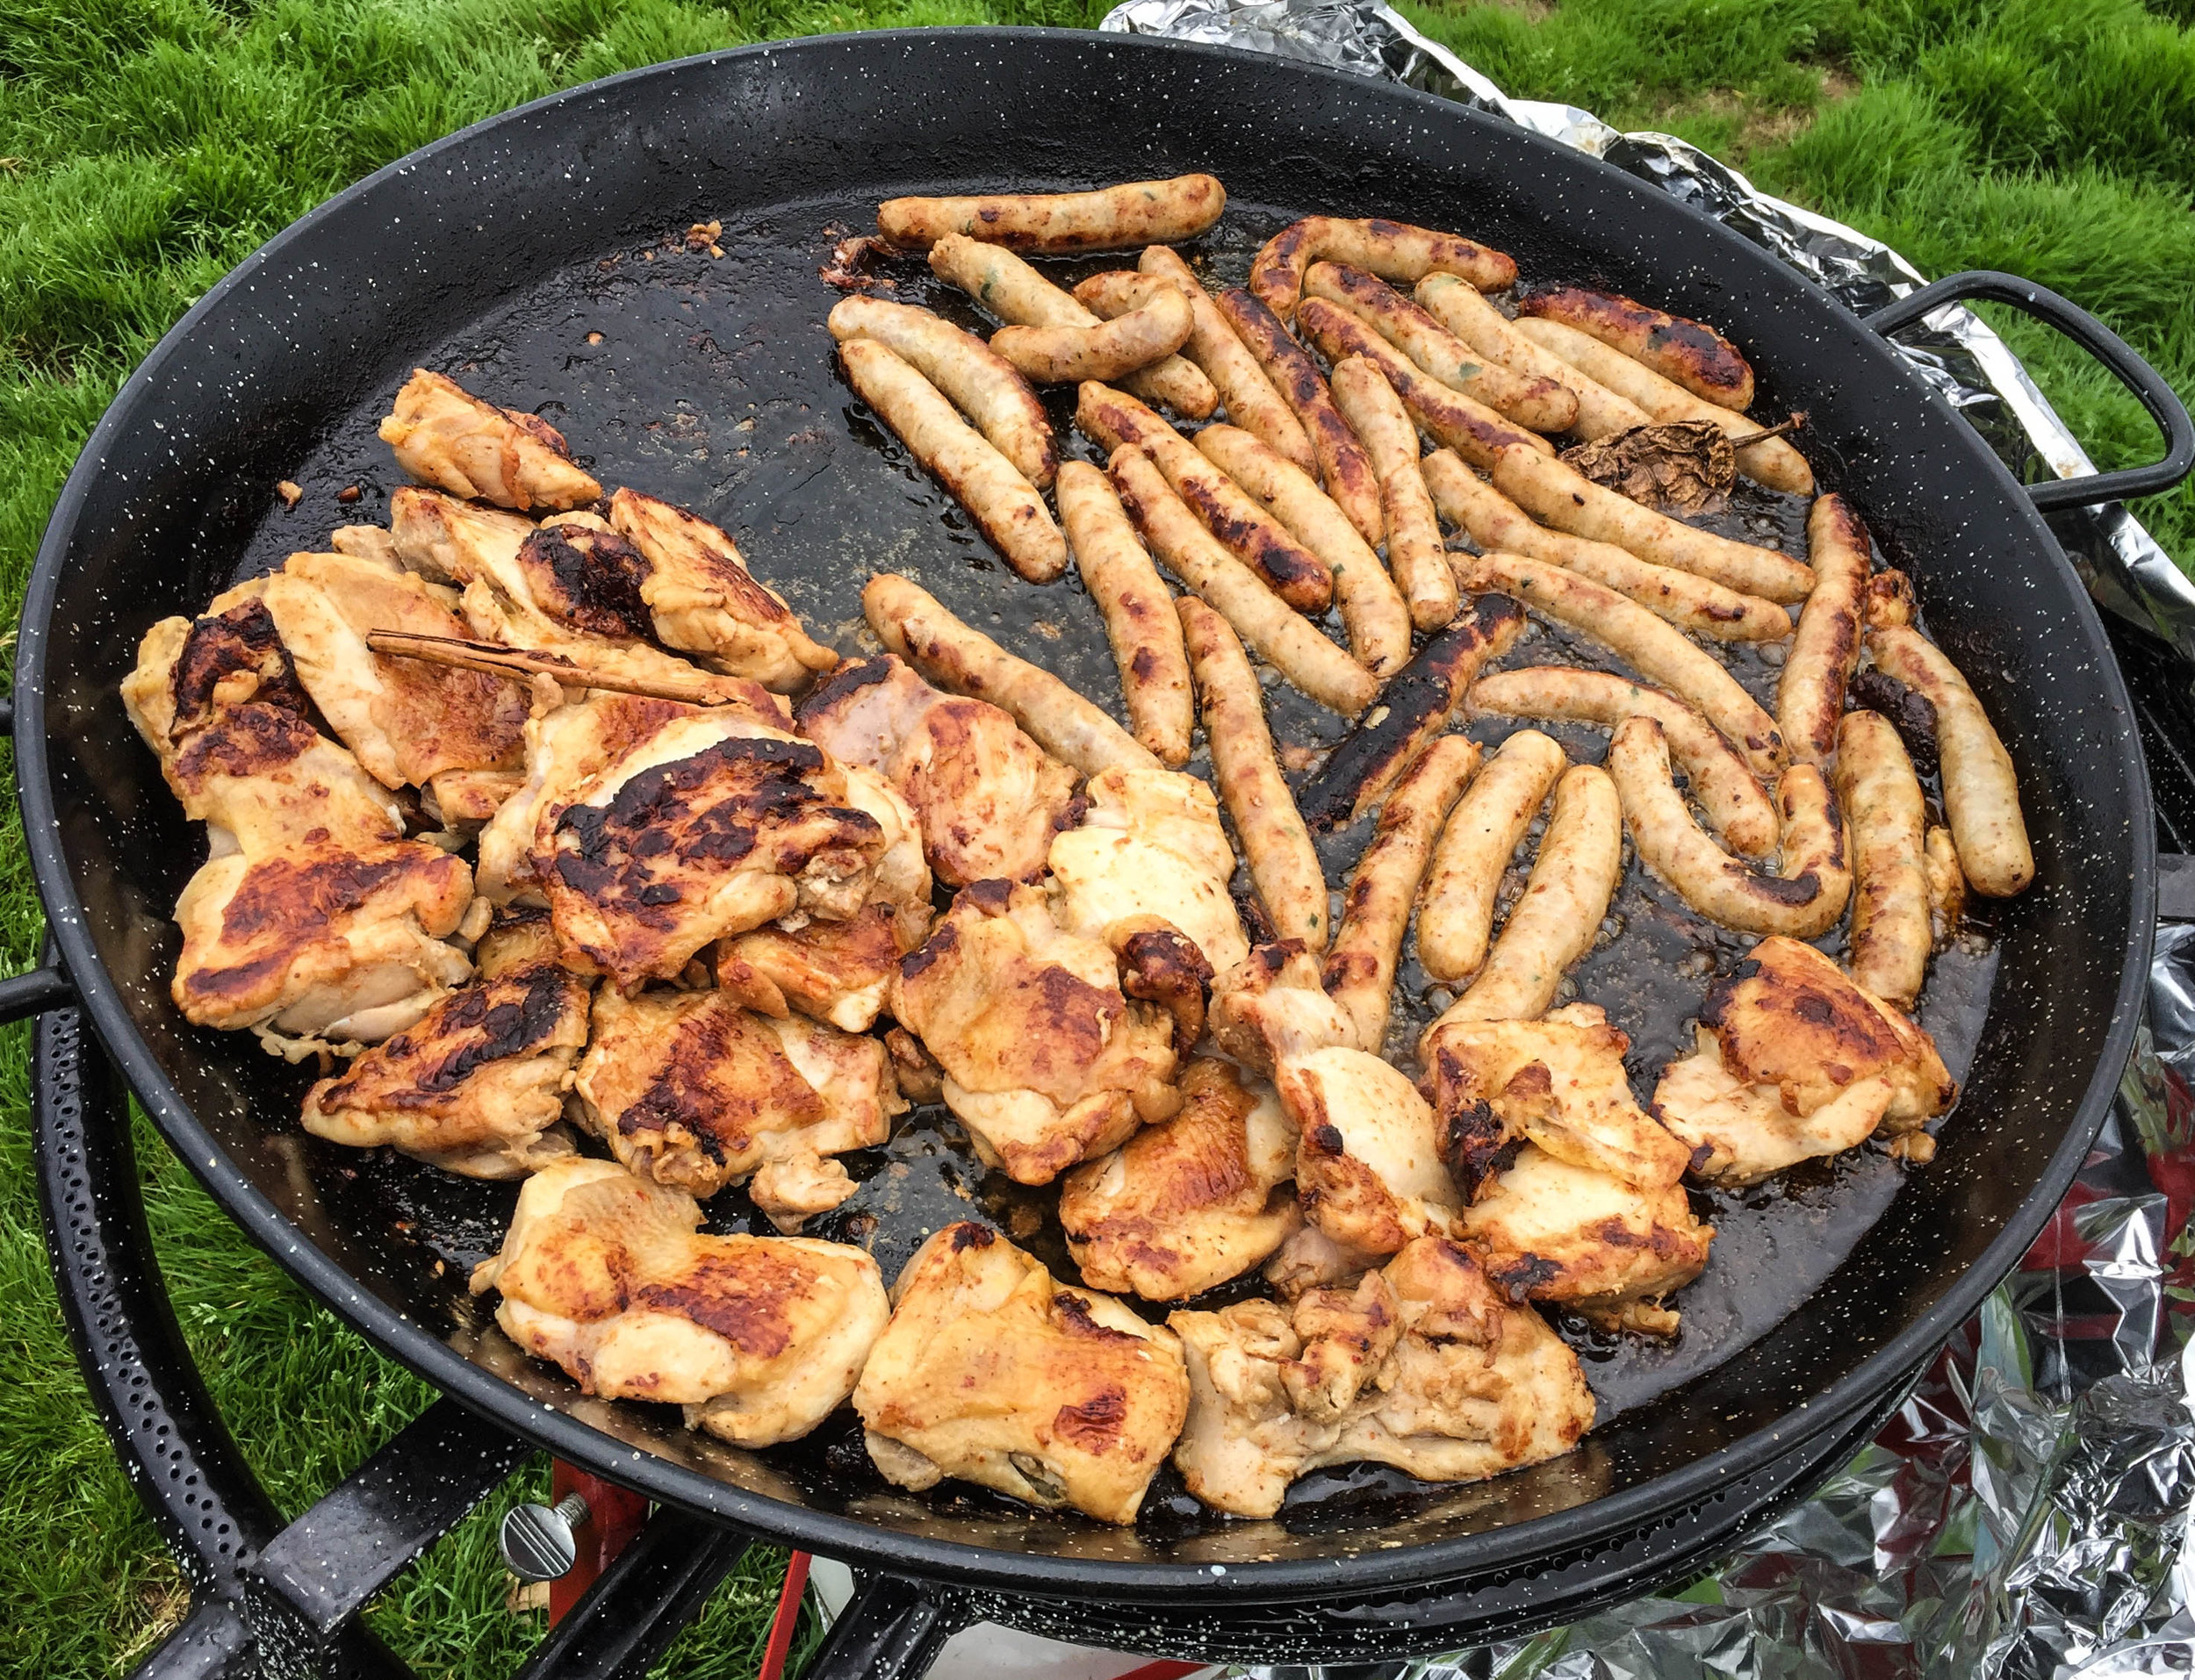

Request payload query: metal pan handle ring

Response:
[1865,269,2195,514]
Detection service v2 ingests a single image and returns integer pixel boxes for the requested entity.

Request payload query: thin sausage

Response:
[863,573,1158,775]
[1179,596,1328,949]
[1328,356,1457,630]
[879,175,1226,253]
[1194,423,1411,678]
[1517,285,1754,411]
[1924,825,1964,947]
[1424,764,1623,1030]
[1323,736,1482,1052]
[1607,716,1850,937]
[1297,298,1554,470]
[1417,729,1567,983]
[1250,215,1516,322]
[1836,710,1929,1009]
[1779,494,1872,767]
[1415,274,1652,441]
[991,277,1192,384]
[1489,442,1814,603]
[1303,262,1577,433]
[1213,287,1385,548]
[827,296,1056,487]
[1511,315,1811,495]
[928,234,1215,417]
[1421,449,1788,643]
[1467,666,1779,858]
[1868,626,2033,897]
[1139,245,1316,472]
[838,338,1066,582]
[1056,461,1193,767]
[1454,549,1785,779]
[1109,446,1378,717]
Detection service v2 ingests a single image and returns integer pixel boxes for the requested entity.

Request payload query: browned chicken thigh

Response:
[471,1158,889,1446]
[378,368,602,510]
[1047,765,1249,974]
[853,1224,1190,1525]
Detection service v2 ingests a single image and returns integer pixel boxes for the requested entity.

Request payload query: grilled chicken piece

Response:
[1169,1236,1593,1518]
[378,368,601,510]
[1423,1004,1692,1196]
[1210,944,1461,1274]
[1653,936,1956,1186]
[1060,1059,1301,1301]
[538,707,891,990]
[573,986,901,1208]
[1457,1145,1712,1335]
[385,487,792,714]
[890,881,1185,1185]
[123,602,475,1047]
[603,489,838,689]
[796,655,1080,888]
[853,1223,1190,1526]
[471,1158,889,1445]
[1047,765,1250,974]
[300,914,589,1178]
[255,549,529,791]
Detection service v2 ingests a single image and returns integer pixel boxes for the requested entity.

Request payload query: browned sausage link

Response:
[1323,735,1483,1052]
[827,296,1057,488]
[990,280,1192,384]
[1056,460,1194,768]
[1835,709,1930,1009]
[878,174,1227,253]
[1249,215,1518,323]
[1139,244,1318,474]
[1778,494,1872,768]
[1302,262,1578,434]
[1517,285,1754,412]
[1213,286,1385,549]
[1326,355,1457,631]
[1295,298,1554,470]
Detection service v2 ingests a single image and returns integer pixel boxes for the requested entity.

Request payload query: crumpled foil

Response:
[1092,4,2195,1674]
[1102,0,2195,667]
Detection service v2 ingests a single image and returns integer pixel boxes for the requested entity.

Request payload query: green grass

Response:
[1,1,2189,1674]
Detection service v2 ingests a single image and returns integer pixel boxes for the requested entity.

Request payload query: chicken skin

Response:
[796,656,1080,888]
[1653,936,1956,1185]
[122,603,475,1048]
[471,1158,889,1446]
[1422,1004,1693,1196]
[890,880,1186,1185]
[1059,1059,1301,1301]
[1047,766,1250,975]
[573,985,901,1215]
[1169,1237,1593,1518]
[300,914,590,1178]
[378,368,602,511]
[853,1224,1190,1526]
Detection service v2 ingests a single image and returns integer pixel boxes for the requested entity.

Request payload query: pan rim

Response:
[14,25,2155,1601]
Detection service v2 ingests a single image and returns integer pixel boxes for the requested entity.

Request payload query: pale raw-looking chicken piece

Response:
[538,707,891,990]
[1047,765,1250,975]
[1169,1236,1593,1518]
[1209,944,1461,1278]
[121,602,476,1050]
[573,985,902,1218]
[853,1223,1190,1526]
[385,487,792,713]
[1059,1058,1301,1301]
[796,655,1081,888]
[300,914,590,1178]
[379,368,602,510]
[1422,1004,1693,1197]
[1653,936,1956,1186]
[716,762,933,1033]
[890,880,1188,1186]
[1456,1145,1713,1336]
[255,549,529,796]
[471,1158,889,1446]
[604,489,838,690]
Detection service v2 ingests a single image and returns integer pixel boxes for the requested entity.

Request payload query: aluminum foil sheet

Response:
[1090,4,2195,1672]
[1102,0,2195,665]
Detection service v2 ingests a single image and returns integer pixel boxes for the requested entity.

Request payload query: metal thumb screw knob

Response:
[500,1491,589,1583]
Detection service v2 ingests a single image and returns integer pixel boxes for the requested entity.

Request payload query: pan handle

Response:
[1864,270,2195,514]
